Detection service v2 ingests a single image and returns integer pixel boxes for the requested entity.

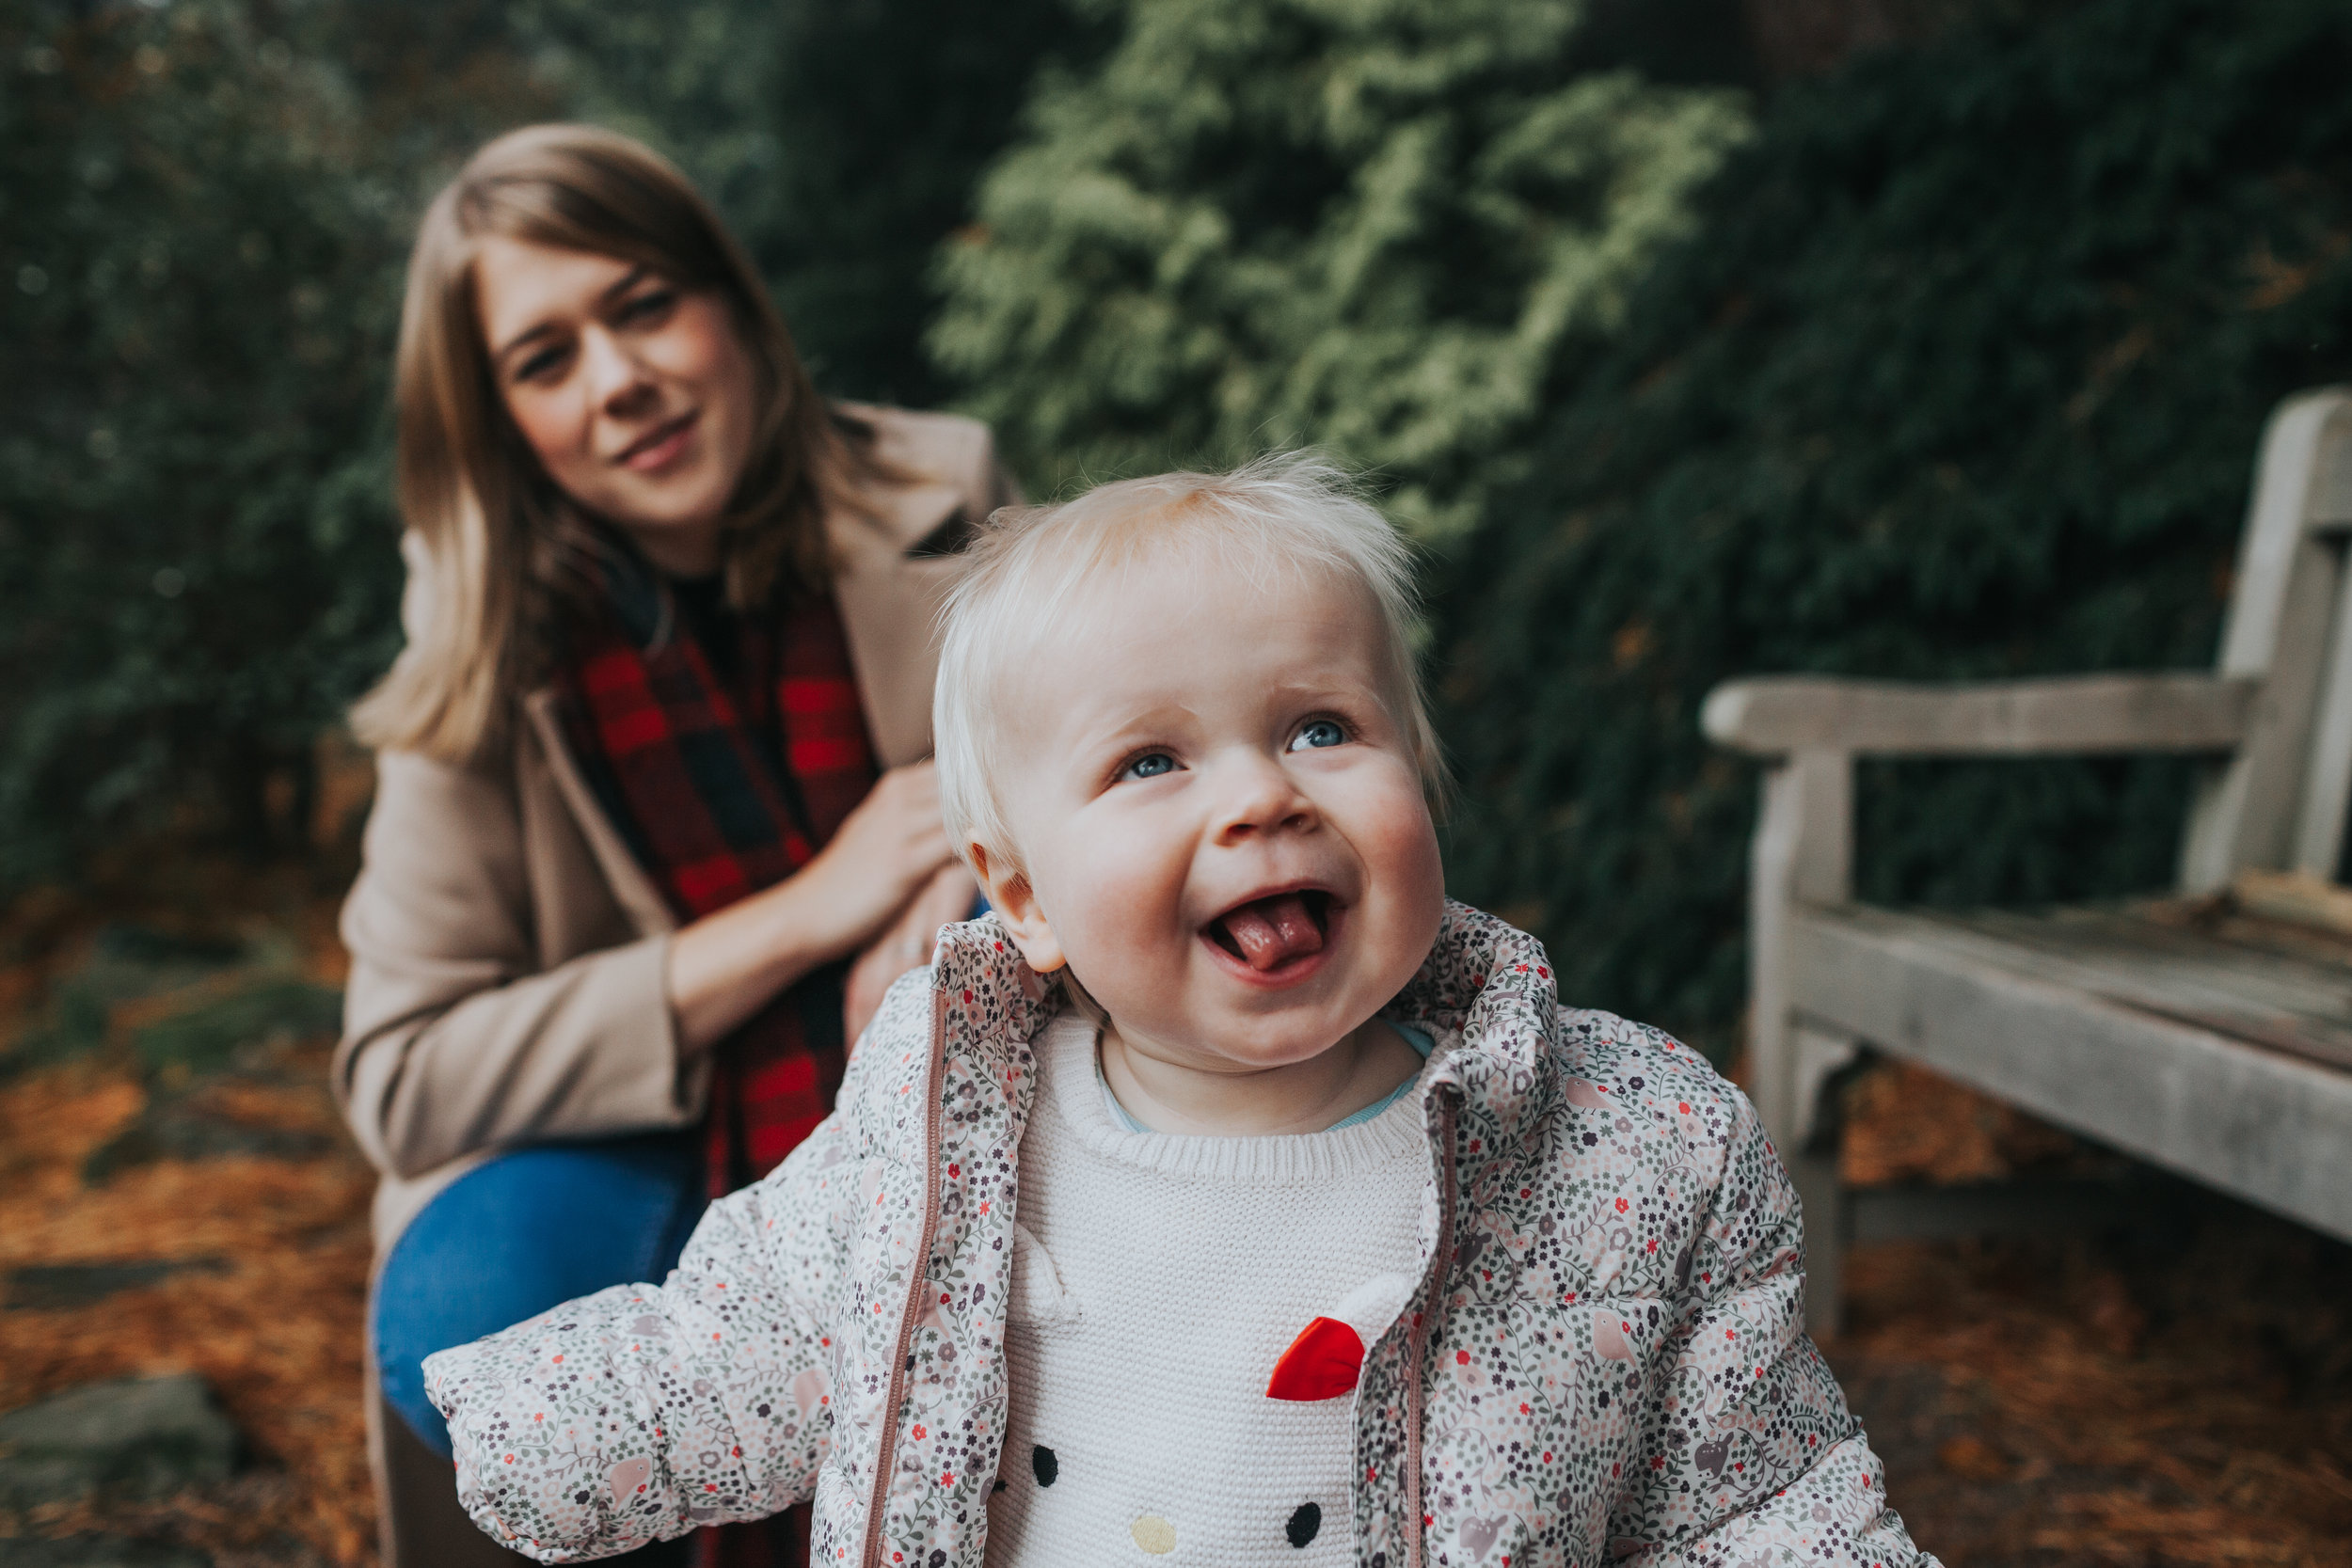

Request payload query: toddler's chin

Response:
[1189,994,1389,1070]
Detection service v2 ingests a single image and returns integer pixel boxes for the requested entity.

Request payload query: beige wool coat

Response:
[334,406,1015,1259]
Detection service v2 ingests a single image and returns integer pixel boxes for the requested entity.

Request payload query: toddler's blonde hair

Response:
[933,451,1443,875]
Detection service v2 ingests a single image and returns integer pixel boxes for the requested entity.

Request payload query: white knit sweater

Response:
[984,1012,1432,1566]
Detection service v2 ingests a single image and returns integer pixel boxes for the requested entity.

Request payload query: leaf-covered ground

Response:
[1835,1214,2352,1566]
[0,870,373,1566]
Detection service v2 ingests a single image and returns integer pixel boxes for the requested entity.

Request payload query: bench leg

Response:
[1747,753,1857,1340]
[1789,1146,1851,1340]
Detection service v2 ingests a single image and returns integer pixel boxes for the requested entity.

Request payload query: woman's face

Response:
[472,234,758,577]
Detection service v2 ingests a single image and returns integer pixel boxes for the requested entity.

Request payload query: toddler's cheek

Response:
[1359,826,1446,988]
[1362,796,1445,911]
[1041,868,1193,1016]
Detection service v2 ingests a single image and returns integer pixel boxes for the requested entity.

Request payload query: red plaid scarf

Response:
[552,545,878,1202]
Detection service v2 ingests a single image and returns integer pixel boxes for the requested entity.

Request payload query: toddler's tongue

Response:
[1216,893,1325,972]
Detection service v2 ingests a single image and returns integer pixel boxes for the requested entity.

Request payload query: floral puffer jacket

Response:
[425,903,1934,1568]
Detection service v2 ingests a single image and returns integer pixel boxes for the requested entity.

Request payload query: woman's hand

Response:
[842,863,979,1049]
[788,761,957,946]
[665,762,958,1052]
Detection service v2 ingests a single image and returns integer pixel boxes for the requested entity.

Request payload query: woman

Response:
[335,124,1009,1567]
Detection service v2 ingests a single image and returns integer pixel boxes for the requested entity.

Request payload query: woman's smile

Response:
[614,408,700,473]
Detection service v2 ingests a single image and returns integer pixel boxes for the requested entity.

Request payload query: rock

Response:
[130,980,342,1079]
[3,1259,230,1312]
[83,1100,332,1183]
[0,1374,240,1507]
[0,1538,212,1568]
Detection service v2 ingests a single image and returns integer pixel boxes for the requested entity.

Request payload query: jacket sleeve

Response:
[423,1093,864,1560]
[421,965,939,1560]
[334,748,705,1180]
[1617,1078,1936,1567]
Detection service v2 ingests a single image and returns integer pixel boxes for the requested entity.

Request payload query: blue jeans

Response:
[372,1132,707,1459]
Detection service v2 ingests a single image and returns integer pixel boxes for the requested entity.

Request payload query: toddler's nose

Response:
[1210,752,1318,844]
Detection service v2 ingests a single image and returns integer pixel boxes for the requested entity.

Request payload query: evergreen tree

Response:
[0,0,434,880]
[929,0,1751,535]
[1435,0,2352,1053]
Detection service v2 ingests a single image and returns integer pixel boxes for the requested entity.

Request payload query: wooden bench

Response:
[1704,387,2352,1337]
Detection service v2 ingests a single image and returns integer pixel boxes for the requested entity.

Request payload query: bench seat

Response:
[1788,899,2352,1243]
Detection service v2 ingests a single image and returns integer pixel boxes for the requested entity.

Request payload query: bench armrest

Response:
[1701,673,2257,758]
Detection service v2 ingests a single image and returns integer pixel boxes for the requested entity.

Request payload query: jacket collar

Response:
[926,898,1562,1156]
[904,904,1557,1568]
[1392,901,1564,1178]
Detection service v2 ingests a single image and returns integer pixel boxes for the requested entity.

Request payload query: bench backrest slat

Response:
[2292,556,2352,878]
[2180,388,2352,892]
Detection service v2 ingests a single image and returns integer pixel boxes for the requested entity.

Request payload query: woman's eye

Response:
[617,288,677,325]
[1119,752,1178,783]
[1289,720,1347,752]
[514,344,569,384]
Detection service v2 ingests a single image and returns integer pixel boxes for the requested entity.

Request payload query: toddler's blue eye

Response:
[1289,720,1346,752]
[1120,752,1177,782]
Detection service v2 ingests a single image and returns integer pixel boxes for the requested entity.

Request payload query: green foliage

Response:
[0,0,1080,890]
[757,0,1107,405]
[0,1,419,884]
[1435,0,2352,1053]
[930,0,1750,535]
[132,976,342,1076]
[6,921,247,1074]
[517,0,1093,405]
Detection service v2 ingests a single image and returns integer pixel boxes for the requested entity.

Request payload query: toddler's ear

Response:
[970,847,1067,975]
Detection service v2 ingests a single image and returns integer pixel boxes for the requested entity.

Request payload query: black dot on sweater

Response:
[1286,1502,1321,1547]
[1032,1445,1058,1486]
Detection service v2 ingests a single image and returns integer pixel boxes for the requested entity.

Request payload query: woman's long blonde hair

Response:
[352,123,883,764]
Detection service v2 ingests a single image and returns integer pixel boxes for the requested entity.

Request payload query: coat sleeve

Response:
[420,952,954,1562]
[1617,1077,1937,1568]
[422,1101,862,1561]
[334,748,706,1180]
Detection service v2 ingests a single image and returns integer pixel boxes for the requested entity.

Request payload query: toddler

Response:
[426,456,1933,1567]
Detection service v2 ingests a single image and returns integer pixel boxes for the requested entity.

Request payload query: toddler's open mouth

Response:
[1204,889,1334,973]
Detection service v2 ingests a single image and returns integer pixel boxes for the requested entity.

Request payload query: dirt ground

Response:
[1,874,2348,1567]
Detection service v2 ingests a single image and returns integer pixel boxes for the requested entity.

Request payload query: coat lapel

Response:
[1354,903,1565,1565]
[824,476,966,768]
[876,906,1564,1567]
[1402,902,1565,1164]
[520,689,676,938]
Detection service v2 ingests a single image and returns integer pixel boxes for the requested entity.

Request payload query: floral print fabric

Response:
[425,904,1934,1568]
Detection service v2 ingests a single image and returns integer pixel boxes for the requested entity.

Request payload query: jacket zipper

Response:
[1403,1094,1459,1568]
[861,988,951,1568]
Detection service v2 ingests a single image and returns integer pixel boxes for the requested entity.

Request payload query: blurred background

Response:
[2,0,2349,1562]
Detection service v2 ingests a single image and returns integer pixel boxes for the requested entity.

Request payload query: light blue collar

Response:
[1095,1022,1435,1134]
